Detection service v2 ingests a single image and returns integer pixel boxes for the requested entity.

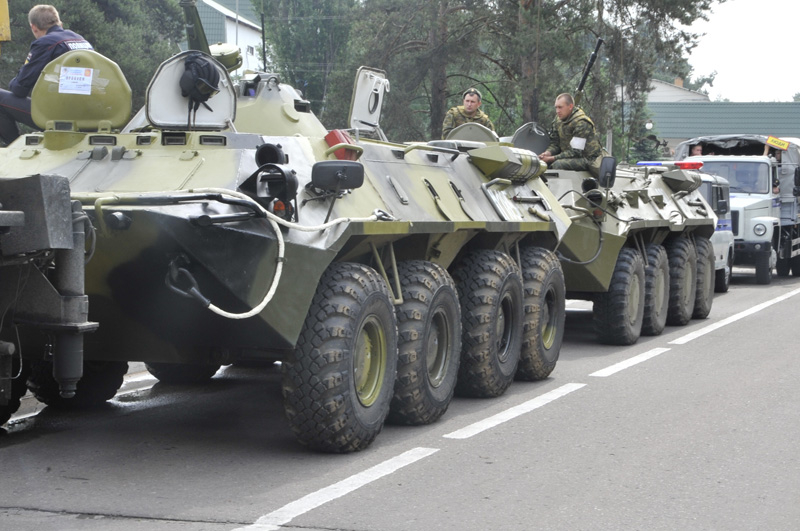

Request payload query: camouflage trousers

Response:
[551,157,591,171]
[551,153,605,177]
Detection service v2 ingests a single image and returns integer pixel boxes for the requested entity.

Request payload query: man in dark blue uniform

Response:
[0,4,93,145]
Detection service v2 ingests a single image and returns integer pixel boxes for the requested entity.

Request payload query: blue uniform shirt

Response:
[9,26,93,98]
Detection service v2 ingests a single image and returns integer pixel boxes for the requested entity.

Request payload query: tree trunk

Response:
[429,0,449,139]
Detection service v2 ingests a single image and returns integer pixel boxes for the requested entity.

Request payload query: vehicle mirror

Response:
[795,166,800,187]
[716,198,728,215]
[311,160,364,192]
[597,156,617,188]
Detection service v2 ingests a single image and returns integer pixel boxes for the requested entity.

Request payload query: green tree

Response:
[259,0,356,118]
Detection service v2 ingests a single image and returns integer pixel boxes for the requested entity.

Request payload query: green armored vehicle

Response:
[545,158,717,345]
[0,37,576,450]
[498,39,717,346]
[506,124,716,345]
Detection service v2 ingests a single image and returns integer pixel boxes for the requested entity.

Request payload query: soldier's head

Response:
[29,5,62,38]
[554,93,574,121]
[462,88,483,116]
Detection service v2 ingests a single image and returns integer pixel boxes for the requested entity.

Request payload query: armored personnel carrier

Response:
[0,36,576,451]
[500,39,717,346]
[508,125,716,345]
[543,158,717,345]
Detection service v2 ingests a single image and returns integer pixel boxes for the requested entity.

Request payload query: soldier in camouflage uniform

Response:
[540,93,602,172]
[442,88,495,139]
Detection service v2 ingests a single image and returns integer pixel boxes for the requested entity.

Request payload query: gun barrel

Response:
[576,38,604,94]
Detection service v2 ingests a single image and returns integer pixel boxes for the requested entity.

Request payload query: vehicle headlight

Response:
[754,223,767,236]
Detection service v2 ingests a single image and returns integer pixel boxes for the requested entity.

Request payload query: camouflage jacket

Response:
[546,107,601,161]
[441,106,495,139]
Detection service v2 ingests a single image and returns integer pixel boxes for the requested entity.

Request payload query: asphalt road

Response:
[2,269,799,531]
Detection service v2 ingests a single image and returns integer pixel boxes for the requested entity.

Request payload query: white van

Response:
[698,172,734,292]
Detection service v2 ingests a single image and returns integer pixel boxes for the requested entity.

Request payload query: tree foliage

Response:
[259,0,357,119]
[254,0,725,157]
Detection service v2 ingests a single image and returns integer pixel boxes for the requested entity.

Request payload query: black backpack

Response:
[179,52,221,127]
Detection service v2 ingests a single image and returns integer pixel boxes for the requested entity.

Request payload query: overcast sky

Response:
[686,0,799,102]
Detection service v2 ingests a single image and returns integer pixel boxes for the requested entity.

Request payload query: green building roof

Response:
[648,102,800,140]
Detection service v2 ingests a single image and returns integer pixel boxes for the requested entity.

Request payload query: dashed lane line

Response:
[589,347,671,378]
[232,447,440,531]
[443,382,587,440]
[669,286,800,345]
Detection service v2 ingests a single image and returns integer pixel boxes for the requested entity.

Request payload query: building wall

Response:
[223,18,262,75]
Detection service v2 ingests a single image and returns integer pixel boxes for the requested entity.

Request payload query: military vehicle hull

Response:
[0,49,572,452]
[534,161,717,345]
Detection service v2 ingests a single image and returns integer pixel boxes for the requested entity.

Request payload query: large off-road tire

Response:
[145,361,221,384]
[715,249,732,293]
[1,357,30,425]
[282,262,398,453]
[665,237,698,326]
[755,252,772,285]
[27,359,128,408]
[515,247,565,381]
[452,250,523,398]
[593,247,645,345]
[642,243,669,336]
[693,236,715,319]
[388,261,461,426]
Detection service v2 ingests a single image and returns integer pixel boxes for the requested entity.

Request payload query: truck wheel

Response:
[145,361,221,384]
[1,357,30,425]
[452,250,523,398]
[776,255,790,277]
[593,247,645,345]
[516,246,565,381]
[642,244,669,336]
[27,360,128,408]
[388,260,461,426]
[693,236,715,319]
[715,250,732,293]
[282,262,397,453]
[665,237,697,326]
[755,253,772,284]
[791,255,800,277]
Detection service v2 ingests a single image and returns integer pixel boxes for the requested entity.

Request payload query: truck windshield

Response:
[700,161,769,194]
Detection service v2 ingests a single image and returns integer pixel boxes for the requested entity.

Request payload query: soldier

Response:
[441,88,495,139]
[0,4,93,145]
[539,93,602,172]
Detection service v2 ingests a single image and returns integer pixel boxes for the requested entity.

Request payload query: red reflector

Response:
[675,161,703,170]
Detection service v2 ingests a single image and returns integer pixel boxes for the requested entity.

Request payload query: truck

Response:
[676,135,800,284]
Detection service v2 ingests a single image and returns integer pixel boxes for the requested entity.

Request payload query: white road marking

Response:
[589,347,671,377]
[233,447,439,531]
[443,382,586,440]
[669,287,800,345]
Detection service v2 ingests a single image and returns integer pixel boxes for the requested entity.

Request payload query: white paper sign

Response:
[58,67,93,95]
[570,136,587,151]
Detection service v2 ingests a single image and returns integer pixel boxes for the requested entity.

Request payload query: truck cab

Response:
[677,135,800,284]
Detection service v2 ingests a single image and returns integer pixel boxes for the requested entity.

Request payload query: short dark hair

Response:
[462,88,482,101]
